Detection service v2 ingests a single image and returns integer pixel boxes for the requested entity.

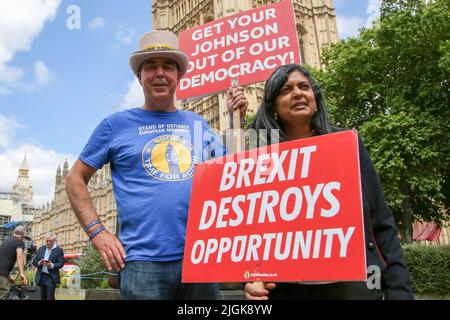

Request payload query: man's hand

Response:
[226,86,248,122]
[20,274,28,286]
[244,282,277,300]
[91,230,126,272]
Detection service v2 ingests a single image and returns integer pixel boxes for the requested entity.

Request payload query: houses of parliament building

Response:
[31,161,117,253]
[32,0,340,253]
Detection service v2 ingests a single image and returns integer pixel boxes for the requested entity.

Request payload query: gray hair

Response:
[45,232,57,241]
[14,226,25,236]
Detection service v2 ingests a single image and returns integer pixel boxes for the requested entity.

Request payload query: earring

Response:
[274,112,278,120]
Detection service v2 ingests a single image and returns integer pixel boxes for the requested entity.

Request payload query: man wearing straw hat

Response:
[66,30,247,299]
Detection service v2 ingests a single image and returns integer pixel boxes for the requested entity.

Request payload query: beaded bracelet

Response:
[84,219,101,232]
[89,226,106,241]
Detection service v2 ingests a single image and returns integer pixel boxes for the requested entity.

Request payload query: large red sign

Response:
[176,0,301,100]
[183,130,367,283]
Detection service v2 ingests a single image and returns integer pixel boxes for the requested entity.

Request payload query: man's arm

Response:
[65,160,126,272]
[32,248,40,268]
[16,248,28,286]
[49,248,65,271]
[65,159,99,227]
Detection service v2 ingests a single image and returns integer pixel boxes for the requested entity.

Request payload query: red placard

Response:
[176,0,301,100]
[182,130,367,283]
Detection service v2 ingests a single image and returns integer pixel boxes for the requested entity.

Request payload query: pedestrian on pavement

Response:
[33,232,64,300]
[0,226,28,299]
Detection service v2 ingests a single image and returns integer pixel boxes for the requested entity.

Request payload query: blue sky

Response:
[0,0,380,205]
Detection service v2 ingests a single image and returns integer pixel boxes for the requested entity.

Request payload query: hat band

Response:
[142,44,176,51]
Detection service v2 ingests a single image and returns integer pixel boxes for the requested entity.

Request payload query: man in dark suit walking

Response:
[33,232,64,300]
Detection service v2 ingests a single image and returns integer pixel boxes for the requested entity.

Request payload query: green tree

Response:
[317,0,450,243]
[78,244,108,289]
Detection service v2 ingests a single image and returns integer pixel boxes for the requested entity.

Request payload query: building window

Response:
[299,39,305,64]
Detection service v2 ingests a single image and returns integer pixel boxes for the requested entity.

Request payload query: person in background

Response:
[0,226,28,299]
[33,232,64,300]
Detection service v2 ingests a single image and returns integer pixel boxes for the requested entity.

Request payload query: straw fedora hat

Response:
[129,30,189,77]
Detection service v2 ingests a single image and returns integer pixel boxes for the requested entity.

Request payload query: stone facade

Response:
[11,154,33,208]
[31,161,117,252]
[0,154,36,243]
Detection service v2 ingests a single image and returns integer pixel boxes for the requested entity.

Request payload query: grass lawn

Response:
[56,294,85,300]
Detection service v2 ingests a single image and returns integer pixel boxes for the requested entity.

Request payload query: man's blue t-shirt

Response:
[79,108,226,262]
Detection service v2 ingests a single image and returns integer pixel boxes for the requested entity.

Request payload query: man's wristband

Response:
[84,219,101,232]
[89,226,106,241]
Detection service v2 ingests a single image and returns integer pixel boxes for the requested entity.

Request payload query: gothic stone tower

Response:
[152,0,338,134]
[32,161,118,253]
[12,153,33,207]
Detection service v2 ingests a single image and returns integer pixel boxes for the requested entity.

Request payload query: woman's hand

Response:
[244,282,277,300]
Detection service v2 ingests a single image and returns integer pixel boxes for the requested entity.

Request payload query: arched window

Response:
[300,38,306,64]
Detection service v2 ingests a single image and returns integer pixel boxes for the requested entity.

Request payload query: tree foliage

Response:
[316,0,450,242]
[78,244,108,289]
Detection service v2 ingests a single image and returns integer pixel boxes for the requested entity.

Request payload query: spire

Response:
[62,159,69,178]
[21,152,29,169]
[56,164,62,186]
[18,152,29,177]
[12,152,33,207]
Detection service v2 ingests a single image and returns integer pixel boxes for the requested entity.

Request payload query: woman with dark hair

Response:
[245,64,414,300]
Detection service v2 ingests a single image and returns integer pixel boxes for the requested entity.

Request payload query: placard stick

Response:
[231,77,244,153]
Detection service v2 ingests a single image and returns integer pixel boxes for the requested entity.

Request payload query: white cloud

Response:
[0,114,23,148]
[0,0,61,93]
[0,112,76,207]
[89,17,106,30]
[120,78,144,109]
[336,15,365,39]
[336,0,381,39]
[0,60,53,93]
[0,144,77,207]
[0,0,61,64]
[0,65,21,93]
[366,0,381,28]
[0,87,10,95]
[0,64,24,83]
[33,60,52,87]
[116,26,136,46]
